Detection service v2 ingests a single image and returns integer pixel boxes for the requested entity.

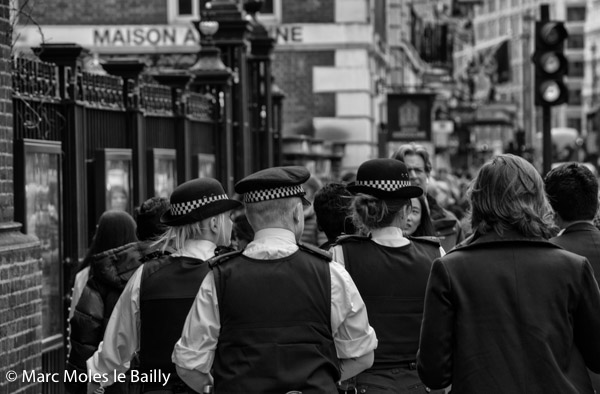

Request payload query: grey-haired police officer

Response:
[172,166,378,394]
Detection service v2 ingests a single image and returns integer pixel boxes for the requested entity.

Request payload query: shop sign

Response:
[387,93,435,141]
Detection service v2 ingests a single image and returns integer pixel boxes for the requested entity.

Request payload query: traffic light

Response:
[532,21,569,106]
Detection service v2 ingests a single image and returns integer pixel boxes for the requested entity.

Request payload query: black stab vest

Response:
[138,255,210,391]
[211,249,340,394]
[340,236,441,369]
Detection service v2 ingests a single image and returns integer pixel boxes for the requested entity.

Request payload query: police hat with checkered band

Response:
[160,178,242,226]
[235,166,311,206]
[347,158,423,200]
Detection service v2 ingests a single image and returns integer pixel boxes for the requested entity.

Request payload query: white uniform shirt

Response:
[330,227,445,265]
[86,239,218,386]
[172,228,378,374]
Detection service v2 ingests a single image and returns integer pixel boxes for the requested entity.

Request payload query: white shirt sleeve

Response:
[329,261,378,359]
[172,271,221,374]
[330,245,345,267]
[86,264,143,386]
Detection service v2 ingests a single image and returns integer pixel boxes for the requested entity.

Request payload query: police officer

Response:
[86,177,241,394]
[331,158,444,394]
[172,166,378,394]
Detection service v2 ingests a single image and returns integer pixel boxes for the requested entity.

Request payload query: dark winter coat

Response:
[417,229,600,394]
[427,194,464,252]
[65,241,165,394]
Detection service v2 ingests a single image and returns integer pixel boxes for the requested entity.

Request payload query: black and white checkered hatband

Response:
[354,179,412,192]
[170,194,229,216]
[243,185,305,203]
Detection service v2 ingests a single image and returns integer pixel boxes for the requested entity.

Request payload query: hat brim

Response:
[347,184,423,200]
[160,199,242,227]
[300,196,311,207]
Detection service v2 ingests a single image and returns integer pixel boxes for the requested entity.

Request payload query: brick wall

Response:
[20,0,167,25]
[0,0,43,393]
[272,50,335,134]
[282,0,335,24]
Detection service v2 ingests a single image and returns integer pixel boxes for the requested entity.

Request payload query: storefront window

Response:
[24,145,62,344]
[149,149,177,198]
[106,159,132,212]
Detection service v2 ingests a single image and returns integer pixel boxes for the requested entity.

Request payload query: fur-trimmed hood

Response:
[90,240,162,291]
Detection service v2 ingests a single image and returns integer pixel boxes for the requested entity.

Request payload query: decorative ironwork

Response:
[78,72,124,109]
[139,80,173,115]
[12,57,65,140]
[186,92,215,122]
[13,57,59,100]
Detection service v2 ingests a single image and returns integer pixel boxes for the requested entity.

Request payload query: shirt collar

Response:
[176,239,217,261]
[369,226,410,247]
[253,228,297,243]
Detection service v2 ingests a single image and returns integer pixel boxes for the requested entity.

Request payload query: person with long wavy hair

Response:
[417,154,600,393]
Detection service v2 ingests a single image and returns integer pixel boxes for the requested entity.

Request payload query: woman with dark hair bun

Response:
[331,158,444,394]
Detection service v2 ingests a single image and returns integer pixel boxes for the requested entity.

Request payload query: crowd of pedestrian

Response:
[64,142,600,394]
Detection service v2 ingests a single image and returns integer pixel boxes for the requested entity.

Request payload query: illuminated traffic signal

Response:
[532,21,569,106]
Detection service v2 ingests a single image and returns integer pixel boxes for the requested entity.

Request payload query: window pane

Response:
[566,6,586,21]
[567,34,585,49]
[25,151,62,339]
[569,89,582,105]
[106,159,131,213]
[154,157,177,198]
[178,0,193,16]
[262,0,274,14]
[568,61,584,77]
[567,117,582,131]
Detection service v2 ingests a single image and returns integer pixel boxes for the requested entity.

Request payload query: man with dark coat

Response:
[172,166,378,394]
[417,155,600,394]
[545,162,600,391]
[86,178,241,394]
[392,143,464,251]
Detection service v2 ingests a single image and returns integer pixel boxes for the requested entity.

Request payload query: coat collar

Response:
[561,221,598,235]
[448,228,560,254]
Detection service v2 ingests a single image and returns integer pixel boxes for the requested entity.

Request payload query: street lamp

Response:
[189,3,235,192]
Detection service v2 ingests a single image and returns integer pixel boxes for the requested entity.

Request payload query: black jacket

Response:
[551,222,600,392]
[417,229,600,393]
[66,241,165,394]
[427,194,464,251]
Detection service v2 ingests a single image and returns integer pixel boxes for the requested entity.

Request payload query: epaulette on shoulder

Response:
[207,249,244,269]
[408,235,441,246]
[334,234,371,245]
[298,243,332,262]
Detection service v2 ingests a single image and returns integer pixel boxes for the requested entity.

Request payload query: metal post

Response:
[540,3,553,175]
[542,105,552,175]
[522,10,534,148]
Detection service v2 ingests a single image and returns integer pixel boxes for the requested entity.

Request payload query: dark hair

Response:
[391,143,432,174]
[468,154,556,238]
[409,195,436,237]
[314,183,356,242]
[233,213,255,247]
[80,210,138,271]
[351,194,410,232]
[544,162,599,221]
[134,197,170,241]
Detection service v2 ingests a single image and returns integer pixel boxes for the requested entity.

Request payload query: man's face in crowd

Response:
[404,153,428,193]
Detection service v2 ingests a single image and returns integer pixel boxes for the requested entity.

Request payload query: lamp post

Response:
[272,79,286,166]
[244,0,276,170]
[210,0,253,180]
[189,6,235,193]
[592,43,597,106]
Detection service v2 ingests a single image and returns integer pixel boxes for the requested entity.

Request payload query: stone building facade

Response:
[0,0,42,393]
